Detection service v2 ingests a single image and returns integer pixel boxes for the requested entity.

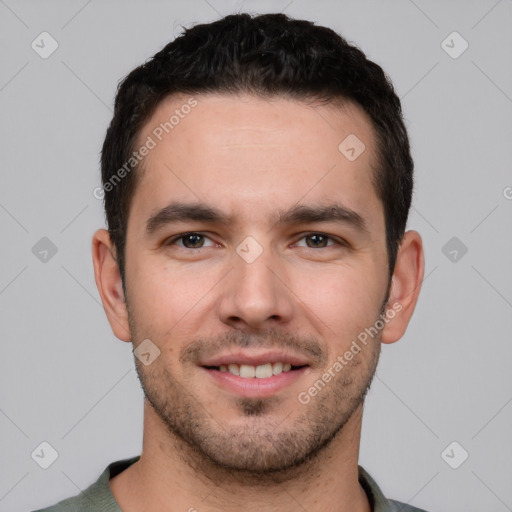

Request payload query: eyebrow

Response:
[146,202,232,234]
[276,203,369,233]
[145,201,369,235]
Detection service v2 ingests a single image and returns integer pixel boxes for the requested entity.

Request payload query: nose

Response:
[217,244,294,331]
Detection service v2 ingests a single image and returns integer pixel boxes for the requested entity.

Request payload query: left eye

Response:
[295,233,336,248]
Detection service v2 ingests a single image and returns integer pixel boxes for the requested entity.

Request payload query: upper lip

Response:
[199,350,311,367]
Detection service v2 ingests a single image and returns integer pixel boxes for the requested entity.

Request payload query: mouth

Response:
[199,352,311,398]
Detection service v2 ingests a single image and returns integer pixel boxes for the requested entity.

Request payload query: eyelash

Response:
[165,232,346,249]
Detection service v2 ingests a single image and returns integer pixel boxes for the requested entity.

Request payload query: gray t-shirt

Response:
[32,456,429,511]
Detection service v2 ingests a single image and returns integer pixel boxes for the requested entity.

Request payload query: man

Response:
[35,12,426,512]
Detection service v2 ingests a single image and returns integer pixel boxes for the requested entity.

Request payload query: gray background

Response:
[1,0,511,510]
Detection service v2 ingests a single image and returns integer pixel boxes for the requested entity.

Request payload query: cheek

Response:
[291,265,384,345]
[128,256,222,332]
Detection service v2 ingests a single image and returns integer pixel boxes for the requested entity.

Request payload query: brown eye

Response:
[166,233,216,249]
[305,234,329,248]
[181,234,205,248]
[296,233,337,249]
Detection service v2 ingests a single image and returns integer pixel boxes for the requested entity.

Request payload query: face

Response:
[123,93,391,475]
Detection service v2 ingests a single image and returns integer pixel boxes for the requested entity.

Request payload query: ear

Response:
[381,230,424,344]
[91,228,131,342]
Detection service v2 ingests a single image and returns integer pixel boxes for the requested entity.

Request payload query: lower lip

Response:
[202,367,309,398]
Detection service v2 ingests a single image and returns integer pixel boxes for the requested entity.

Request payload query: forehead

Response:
[130,93,382,231]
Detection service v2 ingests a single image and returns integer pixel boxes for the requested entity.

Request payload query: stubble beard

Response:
[129,317,383,484]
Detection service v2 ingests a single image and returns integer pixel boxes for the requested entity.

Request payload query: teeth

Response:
[228,364,240,376]
[255,363,272,379]
[272,362,283,375]
[222,362,296,378]
[239,364,256,378]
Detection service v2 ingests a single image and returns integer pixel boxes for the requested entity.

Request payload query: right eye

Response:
[165,232,216,249]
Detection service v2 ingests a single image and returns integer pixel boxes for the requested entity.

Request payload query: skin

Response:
[92,93,424,511]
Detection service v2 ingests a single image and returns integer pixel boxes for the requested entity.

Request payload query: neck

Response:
[110,401,371,512]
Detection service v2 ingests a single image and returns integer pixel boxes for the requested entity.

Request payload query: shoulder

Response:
[30,456,140,512]
[358,465,432,512]
[388,499,431,512]
[31,495,85,512]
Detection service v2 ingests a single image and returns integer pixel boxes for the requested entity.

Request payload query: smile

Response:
[201,363,309,398]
